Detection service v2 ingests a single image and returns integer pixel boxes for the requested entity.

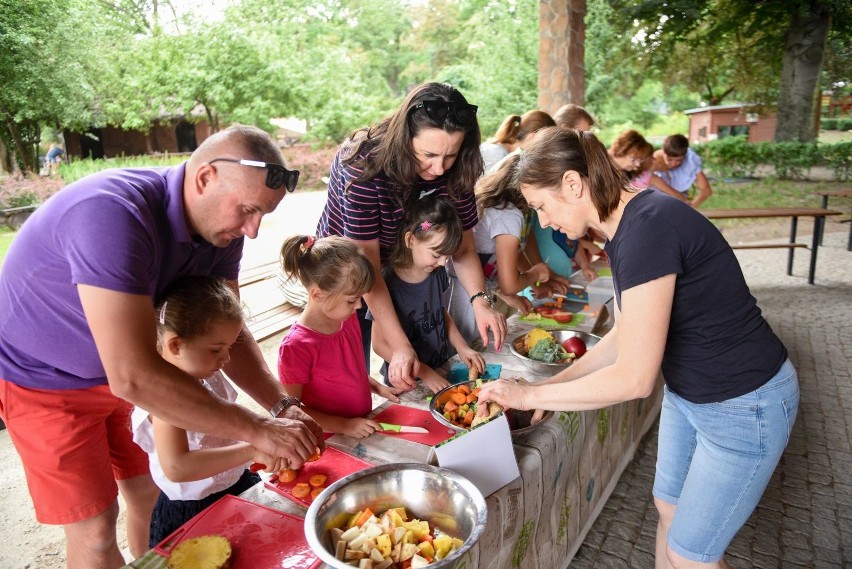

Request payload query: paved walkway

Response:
[568,228,852,568]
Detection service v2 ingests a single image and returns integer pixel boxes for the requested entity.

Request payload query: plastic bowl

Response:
[304,463,487,568]
[509,330,602,376]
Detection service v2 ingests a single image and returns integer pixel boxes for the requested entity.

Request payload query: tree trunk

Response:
[775,3,831,142]
[538,0,586,115]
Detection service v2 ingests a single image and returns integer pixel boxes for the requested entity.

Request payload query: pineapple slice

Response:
[167,535,231,569]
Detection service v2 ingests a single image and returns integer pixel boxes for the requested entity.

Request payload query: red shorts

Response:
[0,378,150,525]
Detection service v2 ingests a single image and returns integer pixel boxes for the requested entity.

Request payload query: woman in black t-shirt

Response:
[478,127,799,568]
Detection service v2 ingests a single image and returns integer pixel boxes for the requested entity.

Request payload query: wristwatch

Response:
[269,395,303,418]
[469,291,494,307]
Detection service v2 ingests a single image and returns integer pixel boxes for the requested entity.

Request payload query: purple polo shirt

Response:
[0,164,243,390]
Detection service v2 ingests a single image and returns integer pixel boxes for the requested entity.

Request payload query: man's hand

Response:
[257,406,324,469]
[472,299,506,352]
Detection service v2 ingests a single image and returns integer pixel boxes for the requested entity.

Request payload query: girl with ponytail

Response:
[478,127,798,568]
[277,236,402,438]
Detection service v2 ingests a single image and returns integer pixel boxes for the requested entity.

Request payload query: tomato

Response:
[552,312,574,323]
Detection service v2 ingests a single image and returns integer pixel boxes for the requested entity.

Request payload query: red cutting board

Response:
[265,447,372,508]
[154,494,320,568]
[372,404,457,446]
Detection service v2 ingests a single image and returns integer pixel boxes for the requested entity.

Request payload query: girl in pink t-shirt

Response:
[277,235,402,438]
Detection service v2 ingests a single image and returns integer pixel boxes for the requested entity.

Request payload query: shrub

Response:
[837,118,852,131]
[821,141,852,181]
[694,136,761,178]
[821,118,838,130]
[762,141,821,180]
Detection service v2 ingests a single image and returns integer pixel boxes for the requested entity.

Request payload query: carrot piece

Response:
[309,474,328,488]
[463,410,475,425]
[471,387,481,396]
[450,392,467,405]
[444,400,458,413]
[307,449,322,462]
[278,468,298,483]
[457,384,471,395]
[353,507,374,527]
[310,487,324,500]
[465,393,477,404]
[291,483,311,499]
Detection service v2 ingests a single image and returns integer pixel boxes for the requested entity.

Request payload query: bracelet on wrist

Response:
[469,291,494,307]
[269,395,302,417]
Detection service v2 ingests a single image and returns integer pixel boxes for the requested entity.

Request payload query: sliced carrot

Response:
[450,392,467,405]
[353,507,374,527]
[310,487,324,500]
[291,482,311,499]
[463,410,475,425]
[471,387,481,396]
[309,474,328,488]
[307,449,322,462]
[457,384,471,395]
[278,468,298,483]
[465,393,477,404]
[443,400,458,413]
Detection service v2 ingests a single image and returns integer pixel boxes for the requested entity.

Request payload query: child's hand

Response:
[372,381,404,403]
[421,372,451,394]
[341,417,381,439]
[498,292,532,315]
[547,273,571,295]
[582,267,598,282]
[251,450,288,473]
[460,350,486,378]
[528,262,550,284]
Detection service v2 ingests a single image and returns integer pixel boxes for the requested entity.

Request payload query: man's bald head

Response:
[188,125,285,171]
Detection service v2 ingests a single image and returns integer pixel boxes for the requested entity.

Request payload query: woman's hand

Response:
[472,298,506,351]
[526,262,550,285]
[476,377,533,412]
[388,345,420,390]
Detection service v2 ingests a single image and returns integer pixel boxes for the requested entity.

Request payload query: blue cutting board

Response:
[448,363,502,384]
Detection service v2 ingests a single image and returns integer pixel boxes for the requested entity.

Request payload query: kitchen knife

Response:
[379,422,429,434]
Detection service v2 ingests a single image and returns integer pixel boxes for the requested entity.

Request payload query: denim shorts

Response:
[652,358,799,563]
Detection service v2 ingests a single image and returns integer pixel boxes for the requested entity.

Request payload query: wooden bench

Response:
[703,207,842,285]
[812,188,852,251]
[1,204,38,230]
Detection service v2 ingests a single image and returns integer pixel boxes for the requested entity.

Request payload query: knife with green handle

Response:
[379,422,429,434]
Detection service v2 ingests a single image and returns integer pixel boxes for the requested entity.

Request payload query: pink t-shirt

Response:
[277,314,372,418]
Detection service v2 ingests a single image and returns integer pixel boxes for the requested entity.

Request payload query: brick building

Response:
[63,118,210,160]
[684,104,776,143]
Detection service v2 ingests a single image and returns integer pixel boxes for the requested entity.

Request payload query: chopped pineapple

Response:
[167,535,231,569]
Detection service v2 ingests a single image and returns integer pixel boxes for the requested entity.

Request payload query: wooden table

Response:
[812,189,852,251]
[703,207,842,285]
[124,309,664,569]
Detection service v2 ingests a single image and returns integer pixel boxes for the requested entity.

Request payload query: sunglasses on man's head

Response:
[411,100,478,127]
[209,158,300,192]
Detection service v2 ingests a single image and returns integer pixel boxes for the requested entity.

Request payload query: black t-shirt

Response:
[605,190,787,403]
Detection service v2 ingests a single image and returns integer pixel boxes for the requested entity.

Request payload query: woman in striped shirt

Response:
[316,82,506,390]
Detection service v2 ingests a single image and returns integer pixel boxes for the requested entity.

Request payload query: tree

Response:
[609,0,852,142]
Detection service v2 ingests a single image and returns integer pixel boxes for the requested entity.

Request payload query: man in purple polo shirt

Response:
[0,125,322,568]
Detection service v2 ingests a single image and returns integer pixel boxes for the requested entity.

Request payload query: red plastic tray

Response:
[372,404,457,446]
[154,494,320,568]
[265,446,372,508]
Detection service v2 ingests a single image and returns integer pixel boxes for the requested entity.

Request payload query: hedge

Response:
[820,118,852,131]
[693,136,852,181]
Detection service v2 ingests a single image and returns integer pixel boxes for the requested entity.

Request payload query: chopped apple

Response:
[340,526,361,542]
[400,543,418,562]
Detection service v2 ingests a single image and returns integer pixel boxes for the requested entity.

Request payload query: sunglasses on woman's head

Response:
[411,100,478,127]
[209,158,300,192]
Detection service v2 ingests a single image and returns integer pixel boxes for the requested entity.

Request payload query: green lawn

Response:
[0,228,14,266]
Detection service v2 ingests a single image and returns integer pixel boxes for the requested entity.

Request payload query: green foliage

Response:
[694,137,851,181]
[821,142,852,182]
[821,118,852,131]
[59,155,185,185]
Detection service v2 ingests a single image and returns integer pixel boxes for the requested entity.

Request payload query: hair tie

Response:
[419,221,433,232]
[419,188,438,200]
[158,301,167,325]
[303,236,315,250]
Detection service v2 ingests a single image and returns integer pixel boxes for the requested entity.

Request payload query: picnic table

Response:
[812,188,852,251]
[124,305,664,569]
[703,207,842,285]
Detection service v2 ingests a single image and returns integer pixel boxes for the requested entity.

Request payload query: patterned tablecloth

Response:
[126,311,663,569]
